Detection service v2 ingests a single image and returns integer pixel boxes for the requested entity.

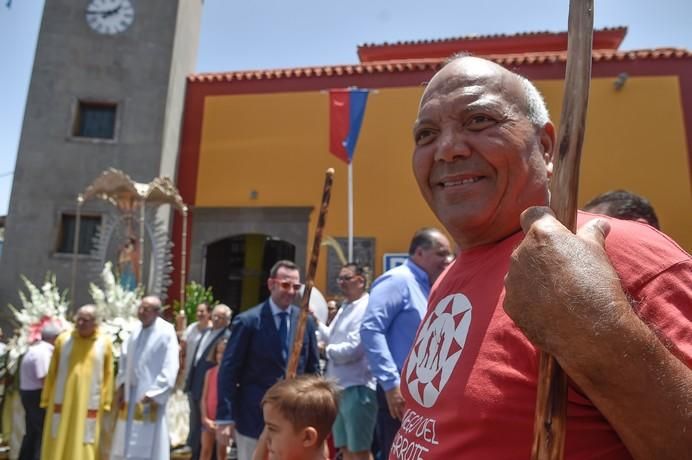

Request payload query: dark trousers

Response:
[375,385,401,459]
[188,393,202,460]
[19,389,45,460]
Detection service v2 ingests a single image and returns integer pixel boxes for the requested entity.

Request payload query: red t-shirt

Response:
[390,213,692,459]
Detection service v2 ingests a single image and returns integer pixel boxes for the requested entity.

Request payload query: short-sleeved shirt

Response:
[390,213,692,459]
[20,340,54,390]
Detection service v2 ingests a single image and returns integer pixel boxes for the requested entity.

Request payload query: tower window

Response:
[56,213,101,254]
[73,101,117,139]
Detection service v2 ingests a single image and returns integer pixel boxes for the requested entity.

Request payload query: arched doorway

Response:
[204,234,296,313]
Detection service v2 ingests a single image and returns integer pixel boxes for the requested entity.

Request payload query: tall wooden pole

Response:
[531,1,594,459]
[285,168,334,379]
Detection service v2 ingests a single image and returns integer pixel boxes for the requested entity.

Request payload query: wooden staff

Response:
[285,168,335,379]
[531,1,593,459]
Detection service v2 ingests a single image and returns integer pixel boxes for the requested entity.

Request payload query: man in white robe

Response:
[112,296,179,460]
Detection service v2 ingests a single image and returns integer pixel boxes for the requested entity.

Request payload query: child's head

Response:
[261,376,339,460]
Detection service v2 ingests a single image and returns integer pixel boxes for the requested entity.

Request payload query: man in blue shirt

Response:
[361,228,452,456]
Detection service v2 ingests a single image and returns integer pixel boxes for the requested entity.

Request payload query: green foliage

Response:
[173,282,217,324]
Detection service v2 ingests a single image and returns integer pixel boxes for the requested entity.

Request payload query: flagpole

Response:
[347,162,354,262]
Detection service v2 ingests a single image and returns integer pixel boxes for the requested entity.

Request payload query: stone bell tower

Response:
[0,0,203,310]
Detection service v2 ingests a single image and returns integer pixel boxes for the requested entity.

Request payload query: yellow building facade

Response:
[171,28,692,309]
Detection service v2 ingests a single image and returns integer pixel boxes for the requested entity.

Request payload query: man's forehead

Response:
[420,58,515,107]
[275,267,299,279]
[433,233,450,246]
[435,57,506,85]
[418,86,507,117]
[77,306,95,317]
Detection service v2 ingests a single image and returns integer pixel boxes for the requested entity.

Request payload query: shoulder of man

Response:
[183,321,197,336]
[231,301,266,325]
[371,262,413,292]
[292,305,317,329]
[52,330,71,348]
[579,212,690,291]
[154,316,178,337]
[96,329,114,345]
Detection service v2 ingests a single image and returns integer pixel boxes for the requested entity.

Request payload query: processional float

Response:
[70,168,189,307]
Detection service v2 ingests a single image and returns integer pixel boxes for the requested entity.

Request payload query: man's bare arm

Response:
[504,207,692,460]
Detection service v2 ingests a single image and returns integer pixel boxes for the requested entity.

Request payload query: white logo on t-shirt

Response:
[404,293,472,407]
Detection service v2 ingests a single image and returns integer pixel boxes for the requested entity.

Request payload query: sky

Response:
[1,0,691,216]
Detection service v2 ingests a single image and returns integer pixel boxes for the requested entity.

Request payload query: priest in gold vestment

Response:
[40,305,114,460]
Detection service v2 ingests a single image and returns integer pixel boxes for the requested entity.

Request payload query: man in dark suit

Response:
[186,304,231,460]
[215,260,321,460]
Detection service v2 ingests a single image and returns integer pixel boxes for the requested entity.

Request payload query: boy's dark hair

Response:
[584,189,660,229]
[261,375,339,445]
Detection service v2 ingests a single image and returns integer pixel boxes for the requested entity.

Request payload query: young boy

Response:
[253,375,339,460]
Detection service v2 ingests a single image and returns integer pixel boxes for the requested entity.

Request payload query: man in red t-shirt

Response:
[390,56,692,459]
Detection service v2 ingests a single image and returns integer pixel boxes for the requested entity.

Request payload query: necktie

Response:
[278,312,289,360]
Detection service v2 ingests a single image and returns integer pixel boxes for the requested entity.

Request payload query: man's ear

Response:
[539,121,556,177]
[302,426,319,447]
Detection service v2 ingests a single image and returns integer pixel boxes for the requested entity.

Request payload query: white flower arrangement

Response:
[89,262,142,358]
[6,274,72,375]
[9,275,69,329]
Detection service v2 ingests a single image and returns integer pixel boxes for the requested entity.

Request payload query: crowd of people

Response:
[9,55,691,460]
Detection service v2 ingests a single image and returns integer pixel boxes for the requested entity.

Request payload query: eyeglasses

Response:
[274,279,303,291]
[336,275,355,282]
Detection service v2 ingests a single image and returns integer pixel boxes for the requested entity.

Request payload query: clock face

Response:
[86,0,135,35]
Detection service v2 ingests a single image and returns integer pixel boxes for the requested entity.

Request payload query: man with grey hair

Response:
[389,55,691,459]
[18,322,61,460]
[112,296,179,460]
[40,305,114,459]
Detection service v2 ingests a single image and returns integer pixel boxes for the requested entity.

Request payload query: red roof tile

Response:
[357,27,627,49]
[357,27,628,62]
[188,49,692,84]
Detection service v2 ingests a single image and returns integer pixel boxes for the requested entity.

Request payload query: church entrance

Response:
[204,234,296,313]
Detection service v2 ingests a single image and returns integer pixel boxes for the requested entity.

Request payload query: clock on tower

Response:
[85,0,135,35]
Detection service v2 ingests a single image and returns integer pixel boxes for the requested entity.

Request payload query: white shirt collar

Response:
[268,297,290,316]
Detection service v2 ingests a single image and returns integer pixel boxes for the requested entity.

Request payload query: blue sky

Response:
[1,0,691,215]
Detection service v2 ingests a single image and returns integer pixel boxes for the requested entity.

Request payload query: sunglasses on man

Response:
[273,279,303,291]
